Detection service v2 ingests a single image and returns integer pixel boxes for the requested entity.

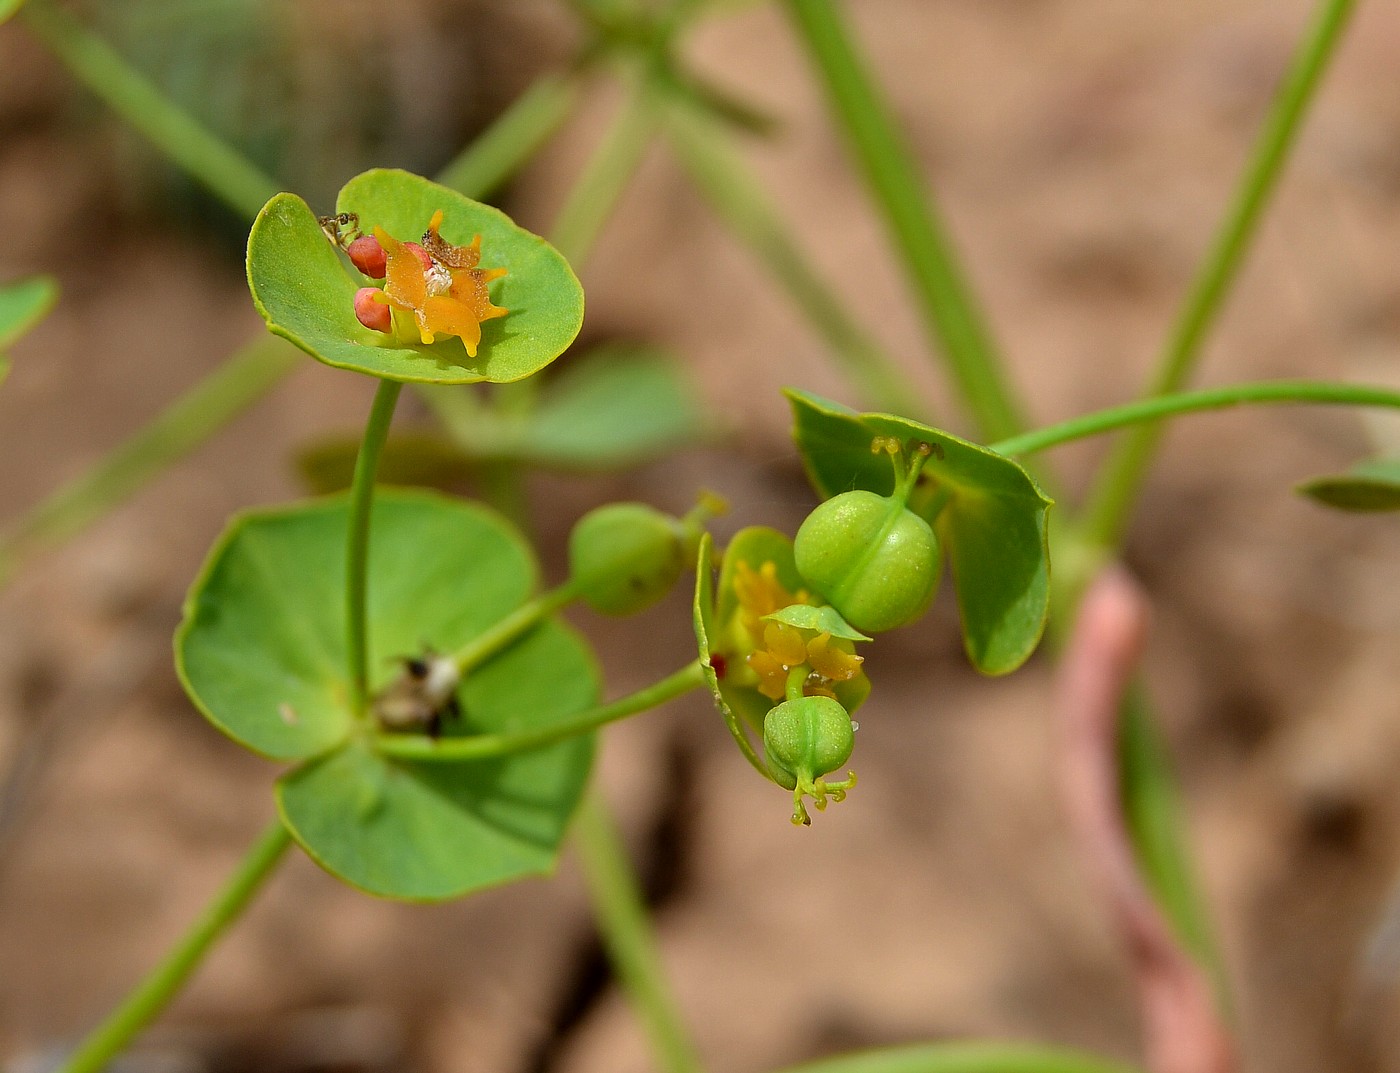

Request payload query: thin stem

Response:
[57,820,293,1073]
[376,660,705,762]
[662,104,927,419]
[1081,0,1357,550]
[573,792,706,1073]
[346,380,403,718]
[782,0,1027,442]
[435,74,580,201]
[0,339,299,586]
[989,379,1400,459]
[20,0,278,220]
[452,579,584,675]
[770,1042,1140,1073]
[550,75,660,268]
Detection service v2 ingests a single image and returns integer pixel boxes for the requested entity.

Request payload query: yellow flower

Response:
[732,560,809,645]
[373,210,507,356]
[748,624,865,701]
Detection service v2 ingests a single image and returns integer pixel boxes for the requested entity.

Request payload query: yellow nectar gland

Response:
[371,210,507,357]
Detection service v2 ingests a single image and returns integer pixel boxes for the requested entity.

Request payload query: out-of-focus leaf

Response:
[1298,456,1400,512]
[0,275,58,350]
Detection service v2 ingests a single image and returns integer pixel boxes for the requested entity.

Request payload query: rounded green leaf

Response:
[176,490,536,760]
[786,389,1053,676]
[0,275,58,350]
[1298,456,1400,512]
[247,169,583,384]
[276,618,599,901]
[763,603,869,642]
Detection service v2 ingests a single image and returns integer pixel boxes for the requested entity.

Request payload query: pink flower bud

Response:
[346,235,387,279]
[354,287,391,333]
[404,242,434,272]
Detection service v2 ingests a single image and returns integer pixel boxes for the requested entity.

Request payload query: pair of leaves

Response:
[248,169,584,384]
[298,344,712,493]
[176,491,598,901]
[786,390,1053,676]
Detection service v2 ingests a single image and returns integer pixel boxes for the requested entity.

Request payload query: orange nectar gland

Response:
[357,210,508,357]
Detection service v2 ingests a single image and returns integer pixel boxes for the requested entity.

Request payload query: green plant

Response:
[7,0,1399,1072]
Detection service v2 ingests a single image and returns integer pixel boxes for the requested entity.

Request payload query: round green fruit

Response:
[763,695,854,791]
[793,490,941,633]
[568,503,687,616]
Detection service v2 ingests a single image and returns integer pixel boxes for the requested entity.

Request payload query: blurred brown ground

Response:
[3,1,1400,1071]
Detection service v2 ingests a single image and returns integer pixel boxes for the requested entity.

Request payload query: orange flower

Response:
[372,210,507,356]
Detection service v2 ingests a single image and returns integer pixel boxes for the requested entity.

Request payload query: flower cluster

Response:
[344,210,508,357]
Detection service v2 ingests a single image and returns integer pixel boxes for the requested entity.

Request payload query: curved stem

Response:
[1079,0,1357,549]
[376,660,704,762]
[989,379,1400,459]
[57,820,293,1073]
[452,578,584,675]
[346,380,403,718]
[573,792,706,1073]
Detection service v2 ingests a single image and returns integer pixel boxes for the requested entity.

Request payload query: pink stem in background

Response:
[1056,566,1237,1073]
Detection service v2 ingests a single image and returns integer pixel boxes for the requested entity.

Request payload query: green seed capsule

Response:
[763,694,854,791]
[569,503,687,616]
[793,489,941,633]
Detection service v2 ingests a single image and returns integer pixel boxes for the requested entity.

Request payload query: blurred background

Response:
[3,1,1400,1071]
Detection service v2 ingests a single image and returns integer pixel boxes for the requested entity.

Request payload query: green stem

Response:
[376,660,705,761]
[782,0,1026,442]
[346,380,403,718]
[662,104,925,419]
[56,820,293,1073]
[573,792,706,1073]
[1080,0,1357,549]
[20,0,278,220]
[770,1042,1140,1073]
[452,579,584,674]
[0,339,299,586]
[550,75,660,268]
[435,74,580,201]
[990,379,1400,459]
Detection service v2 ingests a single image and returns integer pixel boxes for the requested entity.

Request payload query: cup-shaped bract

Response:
[247,169,583,384]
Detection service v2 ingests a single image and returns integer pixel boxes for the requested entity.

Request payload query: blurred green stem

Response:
[1080,0,1358,550]
[0,339,299,586]
[56,820,293,1073]
[376,660,704,761]
[551,75,661,268]
[20,0,278,220]
[574,792,706,1073]
[436,75,580,201]
[663,105,926,418]
[991,379,1400,459]
[452,579,584,674]
[782,0,1026,442]
[346,379,402,718]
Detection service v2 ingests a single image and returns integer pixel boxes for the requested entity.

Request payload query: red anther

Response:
[403,242,434,272]
[346,235,387,279]
[354,287,391,333]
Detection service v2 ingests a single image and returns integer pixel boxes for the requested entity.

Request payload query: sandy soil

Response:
[4,2,1400,1072]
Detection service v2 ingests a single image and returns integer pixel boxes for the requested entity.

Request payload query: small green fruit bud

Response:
[793,490,941,633]
[569,503,687,616]
[763,695,854,791]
